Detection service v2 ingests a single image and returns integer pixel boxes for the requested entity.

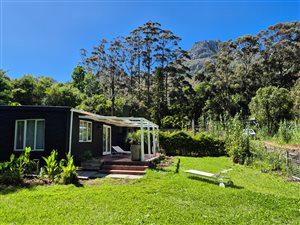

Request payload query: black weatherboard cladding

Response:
[0,106,71,162]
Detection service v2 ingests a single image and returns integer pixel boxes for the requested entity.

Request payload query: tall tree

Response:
[0,69,12,105]
[132,21,161,107]
[71,65,86,92]
[258,21,300,88]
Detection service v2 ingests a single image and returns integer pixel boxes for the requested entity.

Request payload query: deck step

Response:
[103,161,149,166]
[98,169,146,175]
[102,165,148,171]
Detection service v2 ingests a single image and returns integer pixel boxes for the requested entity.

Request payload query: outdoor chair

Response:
[186,169,233,187]
[112,146,131,155]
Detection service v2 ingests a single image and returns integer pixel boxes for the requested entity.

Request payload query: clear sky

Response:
[1,0,299,82]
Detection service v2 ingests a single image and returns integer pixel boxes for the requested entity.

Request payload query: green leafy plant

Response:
[58,153,78,185]
[278,121,292,144]
[43,150,60,182]
[159,130,225,157]
[0,147,33,185]
[127,130,141,145]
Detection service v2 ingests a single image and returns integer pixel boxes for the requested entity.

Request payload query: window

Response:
[14,119,45,151]
[79,120,92,142]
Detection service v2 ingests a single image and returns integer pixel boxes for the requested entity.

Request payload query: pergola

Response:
[78,113,159,161]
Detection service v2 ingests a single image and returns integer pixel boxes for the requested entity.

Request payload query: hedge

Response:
[159,131,225,157]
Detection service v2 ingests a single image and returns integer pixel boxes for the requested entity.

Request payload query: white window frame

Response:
[103,124,111,155]
[14,119,45,151]
[79,120,92,143]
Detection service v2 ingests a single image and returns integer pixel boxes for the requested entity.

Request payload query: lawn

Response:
[1,157,300,224]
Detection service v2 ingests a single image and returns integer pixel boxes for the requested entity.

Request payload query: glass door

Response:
[103,125,111,155]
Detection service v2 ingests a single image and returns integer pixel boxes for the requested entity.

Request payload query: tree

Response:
[78,94,125,116]
[150,67,168,125]
[71,65,86,92]
[249,86,294,134]
[12,75,53,105]
[44,83,82,107]
[291,77,300,116]
[0,69,12,105]
[258,22,300,89]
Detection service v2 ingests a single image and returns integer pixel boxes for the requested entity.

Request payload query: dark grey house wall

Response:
[0,106,130,164]
[0,106,71,162]
[71,112,103,161]
[71,112,129,160]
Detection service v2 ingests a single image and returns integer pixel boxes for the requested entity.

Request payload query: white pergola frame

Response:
[77,111,159,161]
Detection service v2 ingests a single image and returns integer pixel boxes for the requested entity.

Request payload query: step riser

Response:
[99,170,146,175]
[103,161,149,166]
[102,165,147,171]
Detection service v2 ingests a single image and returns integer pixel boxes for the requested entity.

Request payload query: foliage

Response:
[127,130,142,145]
[249,86,294,135]
[71,65,86,92]
[224,114,252,164]
[1,157,300,224]
[250,143,287,173]
[44,83,82,107]
[11,75,55,105]
[277,121,293,144]
[291,77,300,116]
[0,69,12,105]
[42,150,61,182]
[0,147,33,185]
[78,150,93,162]
[58,153,78,185]
[159,130,225,157]
[78,94,125,116]
[160,115,189,129]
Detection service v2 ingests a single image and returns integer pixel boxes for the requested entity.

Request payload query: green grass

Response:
[1,157,300,224]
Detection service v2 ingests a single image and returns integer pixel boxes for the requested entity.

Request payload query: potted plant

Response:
[127,131,141,161]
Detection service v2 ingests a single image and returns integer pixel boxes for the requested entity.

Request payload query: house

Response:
[0,106,159,164]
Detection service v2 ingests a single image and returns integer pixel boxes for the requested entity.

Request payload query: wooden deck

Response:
[100,154,158,165]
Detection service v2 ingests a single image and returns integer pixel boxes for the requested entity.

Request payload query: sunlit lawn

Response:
[1,157,300,224]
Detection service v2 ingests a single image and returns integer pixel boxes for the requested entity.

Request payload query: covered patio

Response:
[78,114,160,162]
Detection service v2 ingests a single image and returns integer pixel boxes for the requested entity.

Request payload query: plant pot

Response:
[130,144,141,161]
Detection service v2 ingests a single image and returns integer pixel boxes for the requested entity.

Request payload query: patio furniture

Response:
[186,169,233,187]
[112,146,131,155]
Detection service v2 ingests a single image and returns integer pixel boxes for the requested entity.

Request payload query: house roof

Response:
[0,105,71,112]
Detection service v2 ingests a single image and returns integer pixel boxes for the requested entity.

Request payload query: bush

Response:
[250,143,287,173]
[159,131,225,157]
[0,147,33,185]
[161,115,189,129]
[43,150,61,182]
[43,150,78,185]
[58,153,78,185]
[278,121,292,144]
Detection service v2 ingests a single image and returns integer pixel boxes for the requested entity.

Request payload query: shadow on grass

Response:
[0,183,37,195]
[187,175,244,189]
[0,178,84,195]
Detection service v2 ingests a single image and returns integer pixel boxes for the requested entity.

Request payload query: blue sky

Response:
[1,0,299,82]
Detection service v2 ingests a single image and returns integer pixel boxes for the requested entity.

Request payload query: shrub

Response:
[250,143,287,173]
[278,121,292,144]
[159,131,225,157]
[79,150,93,162]
[43,150,61,182]
[161,115,189,129]
[58,153,78,185]
[0,147,33,185]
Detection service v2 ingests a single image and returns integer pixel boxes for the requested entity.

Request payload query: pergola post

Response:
[140,119,145,161]
[152,125,156,155]
[147,122,151,155]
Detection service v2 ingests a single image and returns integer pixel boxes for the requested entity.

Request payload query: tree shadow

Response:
[0,183,38,195]
[187,175,244,189]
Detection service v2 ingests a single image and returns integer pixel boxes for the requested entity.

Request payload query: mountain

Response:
[185,40,221,75]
